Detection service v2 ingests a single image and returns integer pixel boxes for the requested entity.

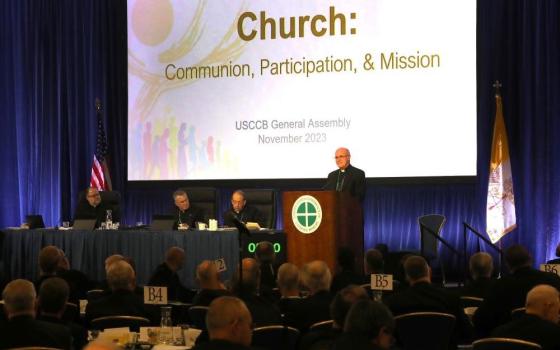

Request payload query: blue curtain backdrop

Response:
[1,0,559,271]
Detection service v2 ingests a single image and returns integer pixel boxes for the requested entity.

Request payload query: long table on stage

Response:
[0,228,286,288]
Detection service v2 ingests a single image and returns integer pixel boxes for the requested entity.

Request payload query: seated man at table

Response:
[85,260,157,326]
[148,246,195,302]
[192,260,230,307]
[73,187,120,228]
[172,189,204,229]
[0,279,72,349]
[223,190,262,227]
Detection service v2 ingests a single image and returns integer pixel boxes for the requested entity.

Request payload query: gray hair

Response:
[107,260,135,291]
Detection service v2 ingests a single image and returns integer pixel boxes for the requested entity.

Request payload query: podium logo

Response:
[292,195,322,234]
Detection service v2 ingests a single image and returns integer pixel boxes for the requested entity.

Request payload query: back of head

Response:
[255,241,275,264]
[469,252,493,280]
[2,279,36,318]
[525,284,560,323]
[337,247,356,271]
[233,258,260,295]
[505,244,532,271]
[344,299,395,338]
[104,254,124,273]
[84,340,121,350]
[38,277,69,314]
[302,260,332,294]
[403,255,429,283]
[365,248,384,274]
[165,246,185,270]
[206,296,252,346]
[374,243,389,258]
[277,263,300,292]
[39,245,62,275]
[196,260,219,288]
[330,284,368,329]
[107,260,135,292]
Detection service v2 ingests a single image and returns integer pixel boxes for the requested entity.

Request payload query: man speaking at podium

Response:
[324,147,366,201]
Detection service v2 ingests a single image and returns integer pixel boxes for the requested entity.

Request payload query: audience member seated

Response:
[254,241,278,295]
[97,254,125,291]
[331,247,363,294]
[0,279,72,349]
[461,252,495,299]
[332,299,395,350]
[223,190,263,227]
[300,284,369,350]
[148,246,195,302]
[546,243,560,264]
[74,187,120,228]
[34,245,61,292]
[275,263,305,329]
[192,260,230,306]
[473,244,560,337]
[172,189,204,229]
[385,255,473,347]
[84,339,121,350]
[56,248,92,302]
[192,296,253,350]
[364,248,385,276]
[491,284,560,350]
[37,277,87,349]
[85,260,157,326]
[299,260,334,330]
[231,258,282,327]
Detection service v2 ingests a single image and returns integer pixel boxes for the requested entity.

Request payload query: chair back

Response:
[86,289,106,302]
[180,187,218,222]
[460,296,484,308]
[251,325,300,350]
[188,306,209,330]
[242,189,277,228]
[472,337,542,350]
[309,319,334,332]
[62,302,80,323]
[90,315,150,332]
[511,307,526,319]
[419,214,446,260]
[394,311,456,350]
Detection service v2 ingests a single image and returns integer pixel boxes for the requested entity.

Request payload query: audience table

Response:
[0,228,286,288]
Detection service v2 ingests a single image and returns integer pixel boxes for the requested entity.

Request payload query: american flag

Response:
[90,99,112,191]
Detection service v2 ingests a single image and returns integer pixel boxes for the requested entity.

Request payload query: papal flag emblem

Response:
[486,85,517,243]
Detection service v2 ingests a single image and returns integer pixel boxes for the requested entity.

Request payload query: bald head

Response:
[196,260,220,289]
[335,148,351,170]
[84,340,121,350]
[206,296,253,346]
[107,261,135,292]
[526,284,560,323]
[302,260,332,294]
[2,279,36,318]
[165,246,185,272]
[104,254,124,273]
[39,245,62,275]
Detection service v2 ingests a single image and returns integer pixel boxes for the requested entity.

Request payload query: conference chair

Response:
[418,214,446,281]
[472,338,542,350]
[460,296,484,308]
[241,189,277,228]
[309,319,334,332]
[86,289,106,302]
[251,325,300,350]
[187,306,209,330]
[90,315,150,332]
[394,311,456,350]
[180,187,218,223]
[511,307,526,319]
[77,190,122,222]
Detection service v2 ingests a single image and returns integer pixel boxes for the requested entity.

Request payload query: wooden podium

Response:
[282,190,364,272]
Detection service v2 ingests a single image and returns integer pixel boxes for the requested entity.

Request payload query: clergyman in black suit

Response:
[223,190,262,227]
[73,187,120,228]
[491,284,560,350]
[172,189,204,229]
[324,147,366,201]
[148,246,195,302]
[0,279,72,350]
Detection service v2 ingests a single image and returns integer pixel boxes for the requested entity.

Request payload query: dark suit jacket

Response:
[192,339,252,350]
[473,266,560,337]
[173,206,204,229]
[148,262,195,302]
[491,313,560,350]
[0,315,73,350]
[73,199,120,228]
[325,164,366,201]
[239,293,283,327]
[299,290,334,330]
[460,277,495,299]
[332,333,385,350]
[277,296,306,330]
[192,289,231,307]
[85,289,158,326]
[386,281,473,345]
[223,205,262,227]
[38,314,88,350]
[330,269,364,294]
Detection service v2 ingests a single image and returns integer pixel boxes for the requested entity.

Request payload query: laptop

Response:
[73,219,97,230]
[25,214,45,229]
[150,215,176,231]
